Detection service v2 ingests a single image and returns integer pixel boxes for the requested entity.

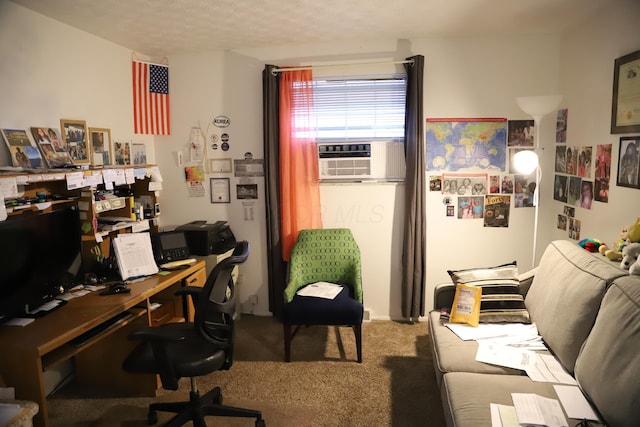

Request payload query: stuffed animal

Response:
[620,242,640,272]
[579,238,604,253]
[602,217,640,262]
[630,258,640,276]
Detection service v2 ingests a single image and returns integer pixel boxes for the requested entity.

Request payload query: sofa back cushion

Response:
[525,240,626,373]
[574,276,640,427]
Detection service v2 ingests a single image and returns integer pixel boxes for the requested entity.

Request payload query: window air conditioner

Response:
[317,141,406,182]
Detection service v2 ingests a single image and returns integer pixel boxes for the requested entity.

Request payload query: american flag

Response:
[132,60,170,135]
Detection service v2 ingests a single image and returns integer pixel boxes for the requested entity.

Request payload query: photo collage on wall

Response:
[426,118,539,229]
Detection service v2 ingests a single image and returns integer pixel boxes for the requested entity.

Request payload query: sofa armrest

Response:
[434,282,456,310]
[517,267,538,298]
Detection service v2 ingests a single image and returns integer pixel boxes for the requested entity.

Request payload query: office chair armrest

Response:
[128,326,186,343]
[175,285,203,306]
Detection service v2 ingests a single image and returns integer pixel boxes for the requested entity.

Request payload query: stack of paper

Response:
[112,232,159,280]
[296,282,343,299]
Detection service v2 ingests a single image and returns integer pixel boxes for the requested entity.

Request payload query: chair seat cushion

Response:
[282,284,363,325]
[123,323,228,380]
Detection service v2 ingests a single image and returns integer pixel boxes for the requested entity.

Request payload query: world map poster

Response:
[425,119,507,172]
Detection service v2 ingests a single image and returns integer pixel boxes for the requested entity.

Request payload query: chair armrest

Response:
[175,285,203,305]
[128,326,186,342]
[433,282,456,311]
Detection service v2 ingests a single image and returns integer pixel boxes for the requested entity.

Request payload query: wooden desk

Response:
[0,261,206,427]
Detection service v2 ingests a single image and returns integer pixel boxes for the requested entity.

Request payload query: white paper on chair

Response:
[296,282,343,299]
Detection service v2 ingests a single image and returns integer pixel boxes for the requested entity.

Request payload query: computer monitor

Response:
[0,207,82,323]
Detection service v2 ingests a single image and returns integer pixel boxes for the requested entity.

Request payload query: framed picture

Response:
[30,127,73,168]
[210,177,230,203]
[1,128,44,168]
[60,119,90,164]
[113,140,131,165]
[616,136,640,189]
[132,142,147,165]
[209,158,232,173]
[611,50,640,134]
[88,127,112,166]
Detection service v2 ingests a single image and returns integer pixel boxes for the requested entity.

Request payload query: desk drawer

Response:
[184,266,206,288]
[150,303,175,326]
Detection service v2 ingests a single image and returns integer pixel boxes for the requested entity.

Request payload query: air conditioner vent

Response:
[318,141,405,182]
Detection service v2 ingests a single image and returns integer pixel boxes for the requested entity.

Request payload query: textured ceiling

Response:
[10,0,619,57]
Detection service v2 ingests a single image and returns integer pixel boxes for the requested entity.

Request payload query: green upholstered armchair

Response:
[282,228,364,363]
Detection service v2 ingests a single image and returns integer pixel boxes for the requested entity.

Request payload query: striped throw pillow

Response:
[447,262,531,324]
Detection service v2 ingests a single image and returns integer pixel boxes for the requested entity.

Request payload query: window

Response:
[293,75,407,142]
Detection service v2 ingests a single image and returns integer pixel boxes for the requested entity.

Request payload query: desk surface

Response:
[0,260,206,427]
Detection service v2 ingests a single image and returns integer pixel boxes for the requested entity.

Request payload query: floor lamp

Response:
[515,95,563,269]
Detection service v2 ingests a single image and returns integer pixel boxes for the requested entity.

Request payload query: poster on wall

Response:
[425,118,507,172]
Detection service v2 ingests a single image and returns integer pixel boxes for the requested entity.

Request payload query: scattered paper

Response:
[490,403,520,427]
[526,354,577,385]
[553,385,600,421]
[512,393,568,427]
[476,341,532,370]
[3,317,35,327]
[296,282,344,299]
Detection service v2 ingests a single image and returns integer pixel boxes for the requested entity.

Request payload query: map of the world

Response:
[426,120,507,172]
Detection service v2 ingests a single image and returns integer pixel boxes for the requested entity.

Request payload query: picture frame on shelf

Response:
[616,136,640,189]
[88,127,112,166]
[60,119,90,165]
[210,177,230,203]
[1,128,44,169]
[132,142,147,165]
[113,140,132,165]
[30,127,74,168]
[611,50,640,134]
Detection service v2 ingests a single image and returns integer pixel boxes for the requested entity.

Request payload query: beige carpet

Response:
[48,315,444,426]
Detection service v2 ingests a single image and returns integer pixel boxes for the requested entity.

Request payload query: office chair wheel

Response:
[147,409,158,425]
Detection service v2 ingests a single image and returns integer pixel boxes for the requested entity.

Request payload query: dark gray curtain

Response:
[402,55,426,319]
[262,65,286,319]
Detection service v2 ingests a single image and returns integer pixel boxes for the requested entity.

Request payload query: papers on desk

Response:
[112,232,158,281]
[296,282,343,299]
[0,402,23,426]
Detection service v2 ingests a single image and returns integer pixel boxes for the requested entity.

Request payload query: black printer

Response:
[175,220,236,255]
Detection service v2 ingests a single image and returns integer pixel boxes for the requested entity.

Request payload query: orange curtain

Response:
[279,69,322,261]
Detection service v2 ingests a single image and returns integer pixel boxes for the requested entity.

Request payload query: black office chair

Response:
[123,241,265,427]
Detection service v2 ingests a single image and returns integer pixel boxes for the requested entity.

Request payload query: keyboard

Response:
[160,258,197,270]
[70,311,133,347]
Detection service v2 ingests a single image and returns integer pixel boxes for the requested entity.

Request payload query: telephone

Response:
[151,231,191,264]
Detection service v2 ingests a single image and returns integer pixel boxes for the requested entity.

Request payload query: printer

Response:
[175,220,236,255]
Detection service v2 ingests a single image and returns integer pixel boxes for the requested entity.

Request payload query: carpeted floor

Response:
[48,315,445,426]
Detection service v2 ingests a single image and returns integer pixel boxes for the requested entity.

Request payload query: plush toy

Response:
[579,238,604,253]
[620,242,640,272]
[630,258,640,276]
[602,217,640,262]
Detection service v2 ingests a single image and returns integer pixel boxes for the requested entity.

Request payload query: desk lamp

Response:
[515,94,563,268]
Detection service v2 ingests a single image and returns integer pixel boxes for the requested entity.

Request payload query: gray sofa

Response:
[429,240,640,427]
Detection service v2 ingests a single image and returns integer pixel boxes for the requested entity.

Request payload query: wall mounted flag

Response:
[132,60,170,135]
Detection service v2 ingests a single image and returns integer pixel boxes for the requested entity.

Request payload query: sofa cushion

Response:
[574,275,640,427]
[428,311,528,387]
[441,372,560,427]
[448,262,530,324]
[525,240,626,374]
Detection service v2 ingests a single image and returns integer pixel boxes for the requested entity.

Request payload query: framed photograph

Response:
[60,119,90,165]
[88,127,112,166]
[210,177,230,203]
[611,50,640,134]
[30,127,73,168]
[132,142,147,165]
[616,136,640,188]
[113,140,132,165]
[209,158,232,173]
[1,128,44,168]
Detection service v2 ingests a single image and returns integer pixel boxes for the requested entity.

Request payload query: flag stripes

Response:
[132,60,170,135]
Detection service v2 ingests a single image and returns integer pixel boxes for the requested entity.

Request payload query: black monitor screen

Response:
[0,207,82,322]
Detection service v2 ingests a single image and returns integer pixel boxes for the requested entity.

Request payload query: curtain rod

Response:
[271,58,414,74]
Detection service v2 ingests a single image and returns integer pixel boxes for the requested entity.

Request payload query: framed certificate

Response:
[611,50,640,134]
[210,177,230,203]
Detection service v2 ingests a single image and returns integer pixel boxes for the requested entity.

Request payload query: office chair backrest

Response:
[285,228,362,303]
[194,241,249,369]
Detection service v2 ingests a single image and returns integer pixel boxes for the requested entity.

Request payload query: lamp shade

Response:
[513,150,539,174]
[516,95,563,118]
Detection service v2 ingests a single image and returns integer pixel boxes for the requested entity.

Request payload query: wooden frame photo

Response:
[30,127,73,168]
[113,140,132,166]
[611,50,640,134]
[60,119,90,165]
[210,177,230,203]
[616,136,640,189]
[132,142,147,165]
[88,127,112,166]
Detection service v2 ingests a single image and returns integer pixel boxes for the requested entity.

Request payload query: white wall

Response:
[2,1,639,320]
